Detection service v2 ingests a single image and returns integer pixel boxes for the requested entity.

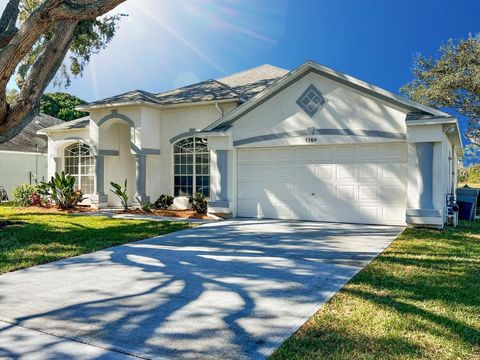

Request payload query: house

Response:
[39,61,463,227]
[0,113,63,197]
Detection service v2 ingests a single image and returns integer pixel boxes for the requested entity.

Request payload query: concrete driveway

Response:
[0,219,402,359]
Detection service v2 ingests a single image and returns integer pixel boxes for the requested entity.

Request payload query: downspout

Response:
[214,102,224,117]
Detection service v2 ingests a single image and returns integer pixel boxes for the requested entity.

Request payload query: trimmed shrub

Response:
[154,194,174,210]
[141,202,153,213]
[188,192,207,214]
[12,184,36,207]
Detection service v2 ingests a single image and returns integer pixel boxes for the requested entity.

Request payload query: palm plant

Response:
[110,179,129,211]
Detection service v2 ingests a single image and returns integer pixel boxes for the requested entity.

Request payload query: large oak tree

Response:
[0,0,126,144]
[402,34,480,145]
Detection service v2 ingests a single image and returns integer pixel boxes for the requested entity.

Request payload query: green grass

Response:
[0,203,193,274]
[271,221,480,360]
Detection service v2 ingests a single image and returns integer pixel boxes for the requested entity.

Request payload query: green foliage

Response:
[401,34,480,144]
[188,192,207,214]
[40,92,88,121]
[154,194,174,210]
[12,184,36,207]
[6,88,18,104]
[110,179,129,211]
[463,144,480,166]
[141,202,153,213]
[16,0,124,88]
[462,165,480,184]
[39,172,84,210]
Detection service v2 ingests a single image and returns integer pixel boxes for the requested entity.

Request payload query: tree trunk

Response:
[0,20,78,143]
[0,0,126,143]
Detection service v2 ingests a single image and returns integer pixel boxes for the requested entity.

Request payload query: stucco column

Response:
[416,142,434,209]
[95,155,105,195]
[54,157,62,174]
[90,155,107,208]
[134,154,149,205]
[217,150,228,201]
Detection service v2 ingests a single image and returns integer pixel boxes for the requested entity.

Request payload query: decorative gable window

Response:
[173,137,210,197]
[64,142,95,194]
[296,84,325,117]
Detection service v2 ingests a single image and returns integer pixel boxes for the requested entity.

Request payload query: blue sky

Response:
[3,1,480,110]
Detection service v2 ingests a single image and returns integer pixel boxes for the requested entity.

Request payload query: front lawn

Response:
[271,221,480,360]
[0,203,193,274]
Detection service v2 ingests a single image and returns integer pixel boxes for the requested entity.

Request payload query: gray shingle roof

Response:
[155,80,240,105]
[216,64,289,99]
[0,113,63,153]
[81,90,162,108]
[39,116,90,132]
[81,64,289,109]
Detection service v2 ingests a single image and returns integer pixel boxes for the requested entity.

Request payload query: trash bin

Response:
[456,186,480,221]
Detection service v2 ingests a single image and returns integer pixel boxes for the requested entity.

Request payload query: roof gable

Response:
[203,61,451,132]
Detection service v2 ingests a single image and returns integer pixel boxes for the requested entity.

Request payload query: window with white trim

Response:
[64,142,95,194]
[173,137,210,197]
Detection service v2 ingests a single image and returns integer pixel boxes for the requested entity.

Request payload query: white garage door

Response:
[237,143,407,225]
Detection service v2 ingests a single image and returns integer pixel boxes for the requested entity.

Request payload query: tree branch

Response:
[0,20,78,143]
[0,0,125,139]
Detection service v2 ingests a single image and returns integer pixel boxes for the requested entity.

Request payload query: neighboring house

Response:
[40,61,462,227]
[0,114,63,197]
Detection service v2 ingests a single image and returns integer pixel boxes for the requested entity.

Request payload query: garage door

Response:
[237,143,407,225]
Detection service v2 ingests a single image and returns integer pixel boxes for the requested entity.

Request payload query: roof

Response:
[77,64,289,110]
[155,80,240,105]
[38,116,91,133]
[0,113,63,153]
[216,64,289,100]
[203,60,452,132]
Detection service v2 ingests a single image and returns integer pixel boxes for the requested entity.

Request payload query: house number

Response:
[305,137,318,143]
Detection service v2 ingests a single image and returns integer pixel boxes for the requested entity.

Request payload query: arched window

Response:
[64,142,95,194]
[174,137,210,197]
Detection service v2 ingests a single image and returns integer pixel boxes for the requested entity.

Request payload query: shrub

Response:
[39,172,84,210]
[188,192,207,214]
[110,179,129,211]
[29,192,43,207]
[154,194,174,210]
[12,184,36,207]
[141,202,153,213]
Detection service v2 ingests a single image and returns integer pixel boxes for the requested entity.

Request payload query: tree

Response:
[0,0,126,144]
[40,92,88,121]
[463,144,480,167]
[401,34,480,145]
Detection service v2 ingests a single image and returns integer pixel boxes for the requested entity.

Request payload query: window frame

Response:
[64,142,96,194]
[172,136,210,198]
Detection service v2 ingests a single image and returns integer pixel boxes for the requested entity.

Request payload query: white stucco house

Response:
[40,61,462,227]
[0,114,62,197]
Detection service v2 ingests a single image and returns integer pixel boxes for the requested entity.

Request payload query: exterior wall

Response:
[84,102,236,207]
[231,71,407,148]
[102,123,136,207]
[156,103,236,207]
[0,151,48,197]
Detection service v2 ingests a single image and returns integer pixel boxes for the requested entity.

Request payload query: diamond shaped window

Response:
[296,85,325,117]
